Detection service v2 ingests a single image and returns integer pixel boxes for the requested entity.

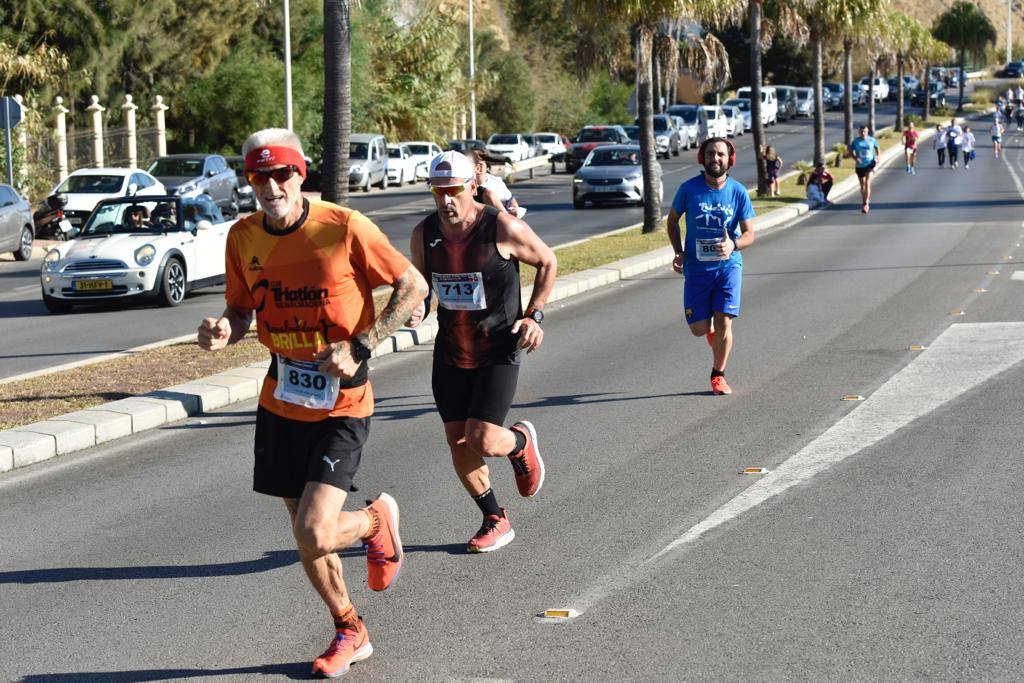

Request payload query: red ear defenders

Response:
[698,137,736,169]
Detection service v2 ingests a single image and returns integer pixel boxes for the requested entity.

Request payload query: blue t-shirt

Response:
[671,175,754,273]
[848,136,879,168]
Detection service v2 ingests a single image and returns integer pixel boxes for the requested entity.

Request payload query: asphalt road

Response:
[3,101,1023,680]
[0,98,925,380]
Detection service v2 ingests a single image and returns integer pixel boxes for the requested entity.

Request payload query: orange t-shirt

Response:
[224,199,411,421]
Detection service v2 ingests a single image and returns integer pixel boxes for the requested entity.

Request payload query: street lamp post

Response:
[284,0,294,130]
[469,0,476,141]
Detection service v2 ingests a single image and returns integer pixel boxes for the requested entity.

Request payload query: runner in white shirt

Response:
[466,150,525,218]
[991,118,1004,159]
[961,126,975,169]
[933,124,947,167]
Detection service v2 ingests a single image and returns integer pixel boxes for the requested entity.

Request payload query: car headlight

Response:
[134,244,156,266]
[625,172,642,181]
[573,177,583,183]
[351,165,363,174]
[177,182,197,195]
[43,249,62,272]
[656,135,668,144]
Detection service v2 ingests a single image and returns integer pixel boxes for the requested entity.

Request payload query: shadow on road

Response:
[20,661,313,682]
[0,299,49,319]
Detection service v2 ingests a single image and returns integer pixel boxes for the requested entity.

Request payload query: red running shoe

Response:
[467,508,516,553]
[312,620,373,678]
[362,492,403,591]
[509,421,544,497]
[711,375,733,395]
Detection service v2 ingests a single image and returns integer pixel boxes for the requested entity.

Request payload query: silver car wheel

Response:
[167,260,185,303]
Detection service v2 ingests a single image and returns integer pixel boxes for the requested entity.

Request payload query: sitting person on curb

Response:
[806,163,834,206]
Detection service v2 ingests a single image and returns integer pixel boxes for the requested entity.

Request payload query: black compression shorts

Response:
[855,161,876,178]
[253,406,369,498]
[431,356,519,426]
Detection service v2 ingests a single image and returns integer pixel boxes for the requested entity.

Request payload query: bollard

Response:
[152,95,168,158]
[122,95,138,168]
[85,95,105,167]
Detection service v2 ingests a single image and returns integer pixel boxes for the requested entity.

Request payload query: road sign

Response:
[0,96,22,128]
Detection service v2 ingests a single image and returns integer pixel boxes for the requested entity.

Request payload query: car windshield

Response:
[651,118,669,131]
[350,142,369,159]
[489,135,519,145]
[55,175,124,194]
[669,108,698,123]
[585,149,640,167]
[388,148,404,159]
[622,126,640,140]
[536,134,557,143]
[726,99,750,111]
[80,199,180,236]
[148,158,204,177]
[408,144,432,155]
[578,129,619,142]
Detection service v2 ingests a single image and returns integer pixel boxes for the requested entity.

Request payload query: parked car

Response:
[735,86,778,125]
[34,167,166,240]
[386,144,420,185]
[147,154,239,216]
[572,144,661,209]
[224,156,257,213]
[0,183,34,261]
[859,76,889,102]
[911,80,947,108]
[486,133,530,162]
[636,115,681,158]
[773,86,797,121]
[349,133,389,192]
[666,104,703,145]
[402,141,443,180]
[622,124,641,143]
[996,61,1024,78]
[720,104,744,136]
[823,82,845,110]
[794,87,814,117]
[722,99,751,132]
[531,132,566,157]
[565,125,632,172]
[699,105,730,141]
[447,139,487,154]
[903,75,921,91]
[39,194,233,312]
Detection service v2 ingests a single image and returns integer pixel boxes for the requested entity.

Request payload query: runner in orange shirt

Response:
[197,128,428,678]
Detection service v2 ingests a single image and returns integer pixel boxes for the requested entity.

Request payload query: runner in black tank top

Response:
[407,150,558,554]
[422,206,522,368]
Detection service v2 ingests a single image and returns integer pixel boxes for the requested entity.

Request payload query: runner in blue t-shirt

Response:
[847,125,880,214]
[667,137,756,396]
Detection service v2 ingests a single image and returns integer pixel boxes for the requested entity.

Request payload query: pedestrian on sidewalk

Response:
[197,128,429,678]
[934,124,947,167]
[946,118,963,169]
[762,145,783,197]
[406,150,556,554]
[667,137,756,396]
[991,117,1004,159]
[847,125,880,213]
[902,121,919,174]
[961,126,976,169]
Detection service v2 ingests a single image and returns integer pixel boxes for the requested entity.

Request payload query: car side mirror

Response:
[206,169,217,177]
[195,219,213,231]
[126,182,139,197]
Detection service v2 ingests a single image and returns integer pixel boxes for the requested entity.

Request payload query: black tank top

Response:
[423,206,522,368]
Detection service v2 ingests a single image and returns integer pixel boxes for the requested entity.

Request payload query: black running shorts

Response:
[431,356,519,426]
[253,406,369,498]
[855,161,876,178]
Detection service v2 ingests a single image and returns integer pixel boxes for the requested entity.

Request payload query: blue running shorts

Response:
[683,265,742,324]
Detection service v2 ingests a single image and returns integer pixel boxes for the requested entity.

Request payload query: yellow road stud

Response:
[841,394,864,401]
[742,467,769,474]
[909,345,927,351]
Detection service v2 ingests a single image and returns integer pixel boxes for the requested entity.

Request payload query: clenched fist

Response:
[198,316,231,351]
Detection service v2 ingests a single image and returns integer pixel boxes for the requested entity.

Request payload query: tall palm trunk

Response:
[956,49,966,113]
[923,62,932,119]
[895,54,904,131]
[653,51,662,114]
[867,65,876,133]
[636,26,661,233]
[322,0,351,205]
[812,30,825,166]
[750,0,768,196]
[843,39,853,145]
[667,20,679,107]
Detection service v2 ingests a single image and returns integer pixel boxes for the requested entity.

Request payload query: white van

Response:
[349,133,389,192]
[736,86,778,126]
[699,106,730,141]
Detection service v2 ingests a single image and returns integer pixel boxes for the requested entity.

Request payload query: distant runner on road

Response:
[847,125,880,214]
[197,128,428,678]
[934,124,948,167]
[667,137,756,396]
[991,117,1004,159]
[902,121,919,175]
[407,151,557,554]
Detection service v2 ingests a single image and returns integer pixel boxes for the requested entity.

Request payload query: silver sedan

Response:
[572,144,662,209]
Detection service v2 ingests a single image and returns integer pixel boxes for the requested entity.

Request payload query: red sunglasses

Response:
[245,165,300,186]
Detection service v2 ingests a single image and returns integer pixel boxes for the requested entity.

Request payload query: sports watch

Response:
[349,337,373,362]
[525,308,544,324]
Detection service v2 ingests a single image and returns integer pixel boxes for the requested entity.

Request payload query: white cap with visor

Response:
[428,151,475,184]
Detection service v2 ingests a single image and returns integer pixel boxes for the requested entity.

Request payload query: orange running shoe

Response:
[312,620,373,678]
[710,375,733,395]
[509,421,545,497]
[467,509,516,553]
[362,492,403,591]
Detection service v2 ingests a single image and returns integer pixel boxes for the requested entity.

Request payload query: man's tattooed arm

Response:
[358,265,429,349]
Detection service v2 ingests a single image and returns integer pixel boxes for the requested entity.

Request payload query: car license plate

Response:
[593,186,617,192]
[69,217,83,225]
[74,279,113,291]
[58,219,73,233]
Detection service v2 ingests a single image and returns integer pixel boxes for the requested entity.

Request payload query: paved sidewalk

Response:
[0,119,966,473]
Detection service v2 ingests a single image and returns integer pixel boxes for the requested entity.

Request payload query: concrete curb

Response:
[0,114,988,473]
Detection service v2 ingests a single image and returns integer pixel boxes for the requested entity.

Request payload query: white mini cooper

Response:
[40,194,233,313]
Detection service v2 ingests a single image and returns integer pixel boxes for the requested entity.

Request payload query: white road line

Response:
[1011,271,1024,281]
[555,322,1024,619]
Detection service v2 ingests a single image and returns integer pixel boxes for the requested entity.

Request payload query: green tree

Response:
[932,1,996,114]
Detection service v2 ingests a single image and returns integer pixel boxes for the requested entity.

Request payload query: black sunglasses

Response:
[245,165,300,186]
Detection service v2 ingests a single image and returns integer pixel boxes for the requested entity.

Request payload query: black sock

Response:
[507,427,527,456]
[472,488,502,517]
[711,368,725,378]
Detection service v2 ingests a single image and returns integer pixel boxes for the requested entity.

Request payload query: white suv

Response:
[859,76,889,102]
[699,106,730,141]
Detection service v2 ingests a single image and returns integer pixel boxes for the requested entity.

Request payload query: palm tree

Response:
[321,0,352,205]
[932,2,996,114]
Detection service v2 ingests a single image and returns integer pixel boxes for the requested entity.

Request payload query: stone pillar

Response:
[54,96,70,181]
[152,95,168,157]
[13,95,28,185]
[86,95,105,167]
[122,94,138,168]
